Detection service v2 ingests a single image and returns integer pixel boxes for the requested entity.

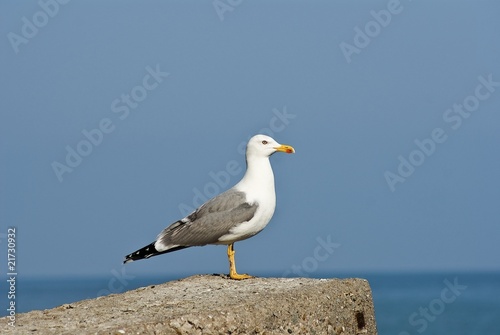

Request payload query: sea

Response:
[2,272,499,334]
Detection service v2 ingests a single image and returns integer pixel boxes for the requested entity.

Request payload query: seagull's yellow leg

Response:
[227,243,253,280]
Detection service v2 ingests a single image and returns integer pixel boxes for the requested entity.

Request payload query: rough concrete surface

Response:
[1,275,377,335]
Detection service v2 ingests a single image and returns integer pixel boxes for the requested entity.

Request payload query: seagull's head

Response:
[246,134,295,158]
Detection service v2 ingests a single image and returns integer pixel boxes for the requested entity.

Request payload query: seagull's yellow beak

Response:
[274,144,295,154]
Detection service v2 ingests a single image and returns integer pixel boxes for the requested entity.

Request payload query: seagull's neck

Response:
[235,155,275,197]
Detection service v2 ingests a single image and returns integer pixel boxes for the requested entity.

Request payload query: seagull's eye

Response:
[262,140,268,145]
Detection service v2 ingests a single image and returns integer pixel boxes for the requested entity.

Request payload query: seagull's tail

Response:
[123,242,188,264]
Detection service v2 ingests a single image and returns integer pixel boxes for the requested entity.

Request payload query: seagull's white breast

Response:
[217,198,276,243]
[218,192,276,243]
[217,156,277,243]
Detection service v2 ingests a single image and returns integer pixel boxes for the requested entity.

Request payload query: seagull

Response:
[123,134,295,280]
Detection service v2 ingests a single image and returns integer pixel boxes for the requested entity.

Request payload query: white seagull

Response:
[124,134,295,280]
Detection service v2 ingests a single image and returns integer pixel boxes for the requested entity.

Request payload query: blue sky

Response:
[1,0,499,280]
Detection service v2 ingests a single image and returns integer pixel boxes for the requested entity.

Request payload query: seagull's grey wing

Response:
[155,189,258,250]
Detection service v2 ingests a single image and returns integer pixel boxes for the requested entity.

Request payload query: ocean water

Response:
[2,272,499,334]
[367,272,499,335]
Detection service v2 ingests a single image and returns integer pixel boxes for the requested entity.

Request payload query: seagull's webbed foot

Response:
[227,243,253,280]
[230,271,253,280]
